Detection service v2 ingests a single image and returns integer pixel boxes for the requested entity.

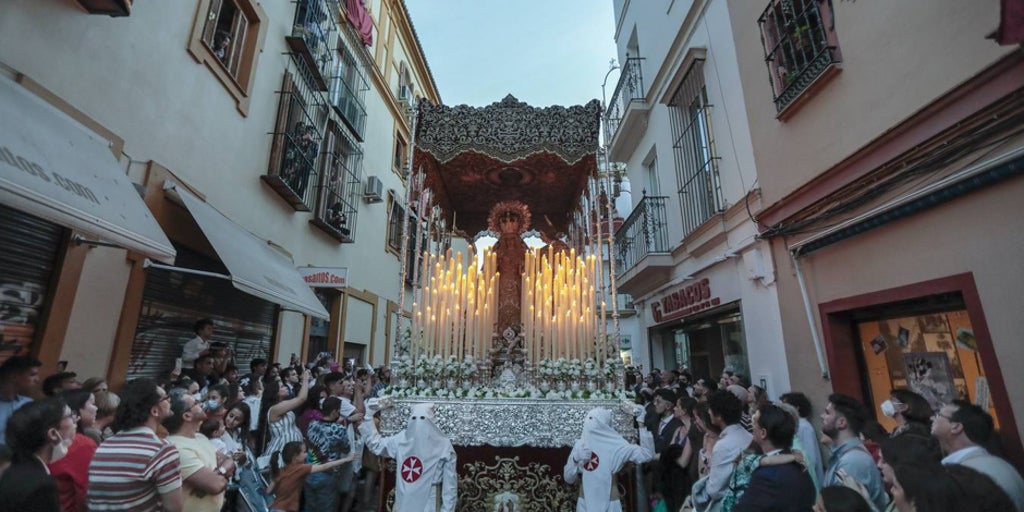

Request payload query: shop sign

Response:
[620,336,632,350]
[299,266,348,288]
[651,278,721,324]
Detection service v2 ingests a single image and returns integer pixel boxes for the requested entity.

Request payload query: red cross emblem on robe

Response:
[401,456,424,483]
[583,452,600,472]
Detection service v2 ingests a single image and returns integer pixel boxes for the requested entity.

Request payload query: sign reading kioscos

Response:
[651,278,721,324]
[298,267,348,288]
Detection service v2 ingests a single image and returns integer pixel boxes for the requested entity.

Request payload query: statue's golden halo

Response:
[487,200,531,235]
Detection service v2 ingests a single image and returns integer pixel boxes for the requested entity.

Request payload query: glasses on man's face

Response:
[63,411,79,421]
[933,412,956,423]
[158,395,171,403]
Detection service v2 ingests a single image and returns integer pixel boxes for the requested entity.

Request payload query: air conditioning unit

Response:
[363,176,383,203]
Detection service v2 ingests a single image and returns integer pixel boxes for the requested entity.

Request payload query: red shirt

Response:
[48,432,97,512]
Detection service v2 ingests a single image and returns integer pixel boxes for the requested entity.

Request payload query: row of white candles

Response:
[410,248,498,361]
[522,247,602,362]
[410,246,605,363]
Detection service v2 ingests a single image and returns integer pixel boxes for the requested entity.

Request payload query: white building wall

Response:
[609,0,788,387]
[0,0,435,372]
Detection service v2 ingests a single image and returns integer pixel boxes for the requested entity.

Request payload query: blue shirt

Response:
[0,395,32,445]
[824,438,888,511]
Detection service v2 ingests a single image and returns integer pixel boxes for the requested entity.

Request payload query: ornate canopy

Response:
[413,95,601,238]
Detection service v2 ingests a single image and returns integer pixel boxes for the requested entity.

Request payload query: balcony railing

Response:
[604,57,645,142]
[286,0,339,90]
[614,195,670,274]
[329,49,368,141]
[758,0,841,113]
[263,67,329,211]
[310,121,362,243]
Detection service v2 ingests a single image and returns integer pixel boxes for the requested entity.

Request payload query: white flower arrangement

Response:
[583,358,600,379]
[380,385,634,401]
[566,358,583,380]
[391,354,413,380]
[460,355,478,378]
[603,357,621,381]
[413,354,446,380]
[443,355,460,378]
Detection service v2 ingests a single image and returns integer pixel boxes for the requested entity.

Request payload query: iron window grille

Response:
[329,44,369,141]
[286,0,339,90]
[311,121,362,243]
[386,194,405,253]
[403,217,426,286]
[394,135,408,176]
[614,194,670,275]
[758,0,841,113]
[263,66,329,211]
[669,59,724,237]
[604,56,645,143]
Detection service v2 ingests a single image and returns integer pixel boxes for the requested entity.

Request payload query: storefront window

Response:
[857,309,996,432]
[307,289,332,363]
[719,313,748,378]
[661,306,748,380]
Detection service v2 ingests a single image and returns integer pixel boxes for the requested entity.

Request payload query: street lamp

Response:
[601,59,620,150]
[600,58,620,111]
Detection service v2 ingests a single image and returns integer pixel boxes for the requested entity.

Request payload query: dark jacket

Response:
[0,455,61,512]
[732,458,816,512]
[649,416,683,455]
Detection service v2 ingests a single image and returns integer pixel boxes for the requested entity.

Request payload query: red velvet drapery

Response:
[346,0,374,46]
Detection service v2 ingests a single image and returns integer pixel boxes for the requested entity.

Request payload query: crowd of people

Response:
[0,318,394,512]
[623,367,1024,512]
[2,316,1024,512]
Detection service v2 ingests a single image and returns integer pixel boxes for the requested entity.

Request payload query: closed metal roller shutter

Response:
[129,245,278,380]
[0,204,64,362]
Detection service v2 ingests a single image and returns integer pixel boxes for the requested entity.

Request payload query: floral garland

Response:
[381,385,633,401]
[389,354,629,401]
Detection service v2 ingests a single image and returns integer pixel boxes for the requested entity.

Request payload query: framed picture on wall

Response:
[897,327,910,348]
[870,334,888,355]
[919,314,950,334]
[904,352,956,411]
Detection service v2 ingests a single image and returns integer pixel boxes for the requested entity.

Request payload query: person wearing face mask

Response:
[879,389,933,442]
[48,389,99,512]
[0,398,76,511]
[203,384,229,421]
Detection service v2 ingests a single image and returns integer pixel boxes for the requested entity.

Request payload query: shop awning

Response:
[0,76,175,263]
[163,182,330,319]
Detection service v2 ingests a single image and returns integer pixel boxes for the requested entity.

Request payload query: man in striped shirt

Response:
[87,378,183,512]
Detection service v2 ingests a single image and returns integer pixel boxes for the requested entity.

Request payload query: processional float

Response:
[379,96,638,512]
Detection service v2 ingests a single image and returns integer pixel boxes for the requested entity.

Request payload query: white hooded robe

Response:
[359,403,458,512]
[563,407,654,512]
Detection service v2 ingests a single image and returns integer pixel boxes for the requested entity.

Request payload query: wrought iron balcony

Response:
[310,122,363,243]
[262,67,329,211]
[758,0,842,114]
[286,0,339,91]
[615,195,670,275]
[604,57,646,143]
[329,50,368,141]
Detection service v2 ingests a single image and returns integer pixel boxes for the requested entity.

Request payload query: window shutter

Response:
[201,0,224,45]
